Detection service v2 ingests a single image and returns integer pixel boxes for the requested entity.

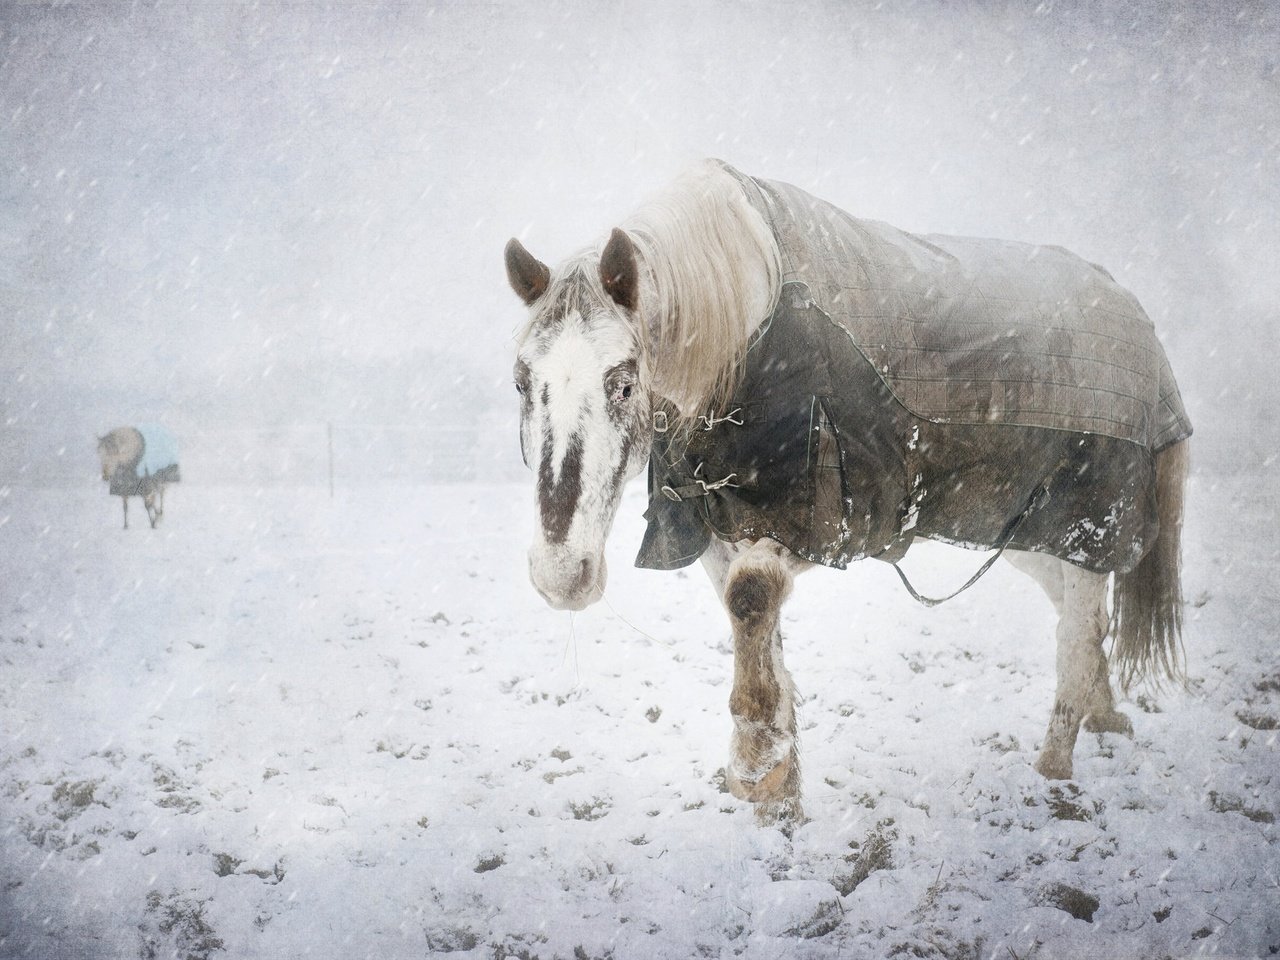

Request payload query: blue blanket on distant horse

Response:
[138,423,180,478]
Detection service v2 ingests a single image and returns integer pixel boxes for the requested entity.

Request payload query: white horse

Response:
[505,161,1190,824]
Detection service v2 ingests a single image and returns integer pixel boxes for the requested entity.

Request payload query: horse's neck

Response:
[635,256,770,420]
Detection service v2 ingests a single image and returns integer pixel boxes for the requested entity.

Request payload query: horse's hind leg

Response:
[121,496,129,530]
[1033,562,1128,779]
[1007,552,1132,748]
[703,538,806,824]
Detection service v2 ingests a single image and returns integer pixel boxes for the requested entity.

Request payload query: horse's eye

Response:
[605,360,638,404]
[515,380,527,396]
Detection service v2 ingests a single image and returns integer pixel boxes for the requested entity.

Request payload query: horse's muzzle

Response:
[528,548,606,611]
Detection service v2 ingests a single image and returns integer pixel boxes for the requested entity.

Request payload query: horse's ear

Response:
[505,238,551,305]
[599,228,639,311]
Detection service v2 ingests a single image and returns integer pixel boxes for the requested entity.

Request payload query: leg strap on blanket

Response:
[890,458,1068,607]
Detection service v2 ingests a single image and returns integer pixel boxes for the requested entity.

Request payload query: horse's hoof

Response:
[727,757,788,802]
[1034,752,1073,781]
[727,744,801,804]
[1084,710,1134,736]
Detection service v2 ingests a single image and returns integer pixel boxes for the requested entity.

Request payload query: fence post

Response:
[327,422,334,497]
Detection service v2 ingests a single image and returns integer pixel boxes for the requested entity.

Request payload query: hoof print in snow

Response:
[212,852,242,877]
[977,732,1021,754]
[1208,790,1275,823]
[50,778,103,821]
[1045,785,1097,822]
[213,853,286,884]
[139,890,225,960]
[1235,709,1279,731]
[568,797,611,821]
[758,880,843,939]
[1254,673,1280,693]
[474,853,505,873]
[151,764,201,813]
[242,861,286,884]
[1035,882,1099,922]
[834,819,896,896]
[645,705,662,723]
[424,926,479,953]
[492,934,550,958]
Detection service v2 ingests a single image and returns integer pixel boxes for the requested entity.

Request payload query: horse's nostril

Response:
[577,557,594,592]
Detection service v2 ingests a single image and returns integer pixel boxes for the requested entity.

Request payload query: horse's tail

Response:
[1111,439,1190,690]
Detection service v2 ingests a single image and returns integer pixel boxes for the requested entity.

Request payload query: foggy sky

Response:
[1,0,1277,483]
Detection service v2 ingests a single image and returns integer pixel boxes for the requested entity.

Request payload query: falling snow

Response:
[1,1,1278,957]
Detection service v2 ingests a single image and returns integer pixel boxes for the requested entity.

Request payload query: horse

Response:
[504,160,1192,824]
[97,424,181,529]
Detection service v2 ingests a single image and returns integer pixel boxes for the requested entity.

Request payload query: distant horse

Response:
[505,161,1192,823]
[97,424,181,529]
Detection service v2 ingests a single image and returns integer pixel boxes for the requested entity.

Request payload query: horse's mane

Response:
[621,161,781,428]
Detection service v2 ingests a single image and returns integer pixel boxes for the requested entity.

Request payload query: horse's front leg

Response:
[703,538,806,824]
[121,496,129,530]
[1035,564,1116,780]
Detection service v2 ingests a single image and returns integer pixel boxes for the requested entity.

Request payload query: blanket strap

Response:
[890,458,1068,608]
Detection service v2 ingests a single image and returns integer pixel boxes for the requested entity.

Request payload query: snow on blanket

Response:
[0,476,1275,959]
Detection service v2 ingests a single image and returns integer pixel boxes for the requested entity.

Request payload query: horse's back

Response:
[137,423,180,479]
[641,166,1193,580]
[732,167,1192,454]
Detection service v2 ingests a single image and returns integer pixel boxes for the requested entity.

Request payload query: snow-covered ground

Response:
[1,471,1276,959]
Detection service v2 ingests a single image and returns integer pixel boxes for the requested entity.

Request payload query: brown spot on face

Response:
[538,430,583,545]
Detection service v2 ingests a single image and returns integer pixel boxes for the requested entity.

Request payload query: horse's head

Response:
[97,433,120,481]
[506,229,652,611]
[505,163,782,609]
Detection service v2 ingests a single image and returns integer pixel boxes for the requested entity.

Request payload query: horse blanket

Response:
[108,424,181,496]
[637,165,1192,575]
